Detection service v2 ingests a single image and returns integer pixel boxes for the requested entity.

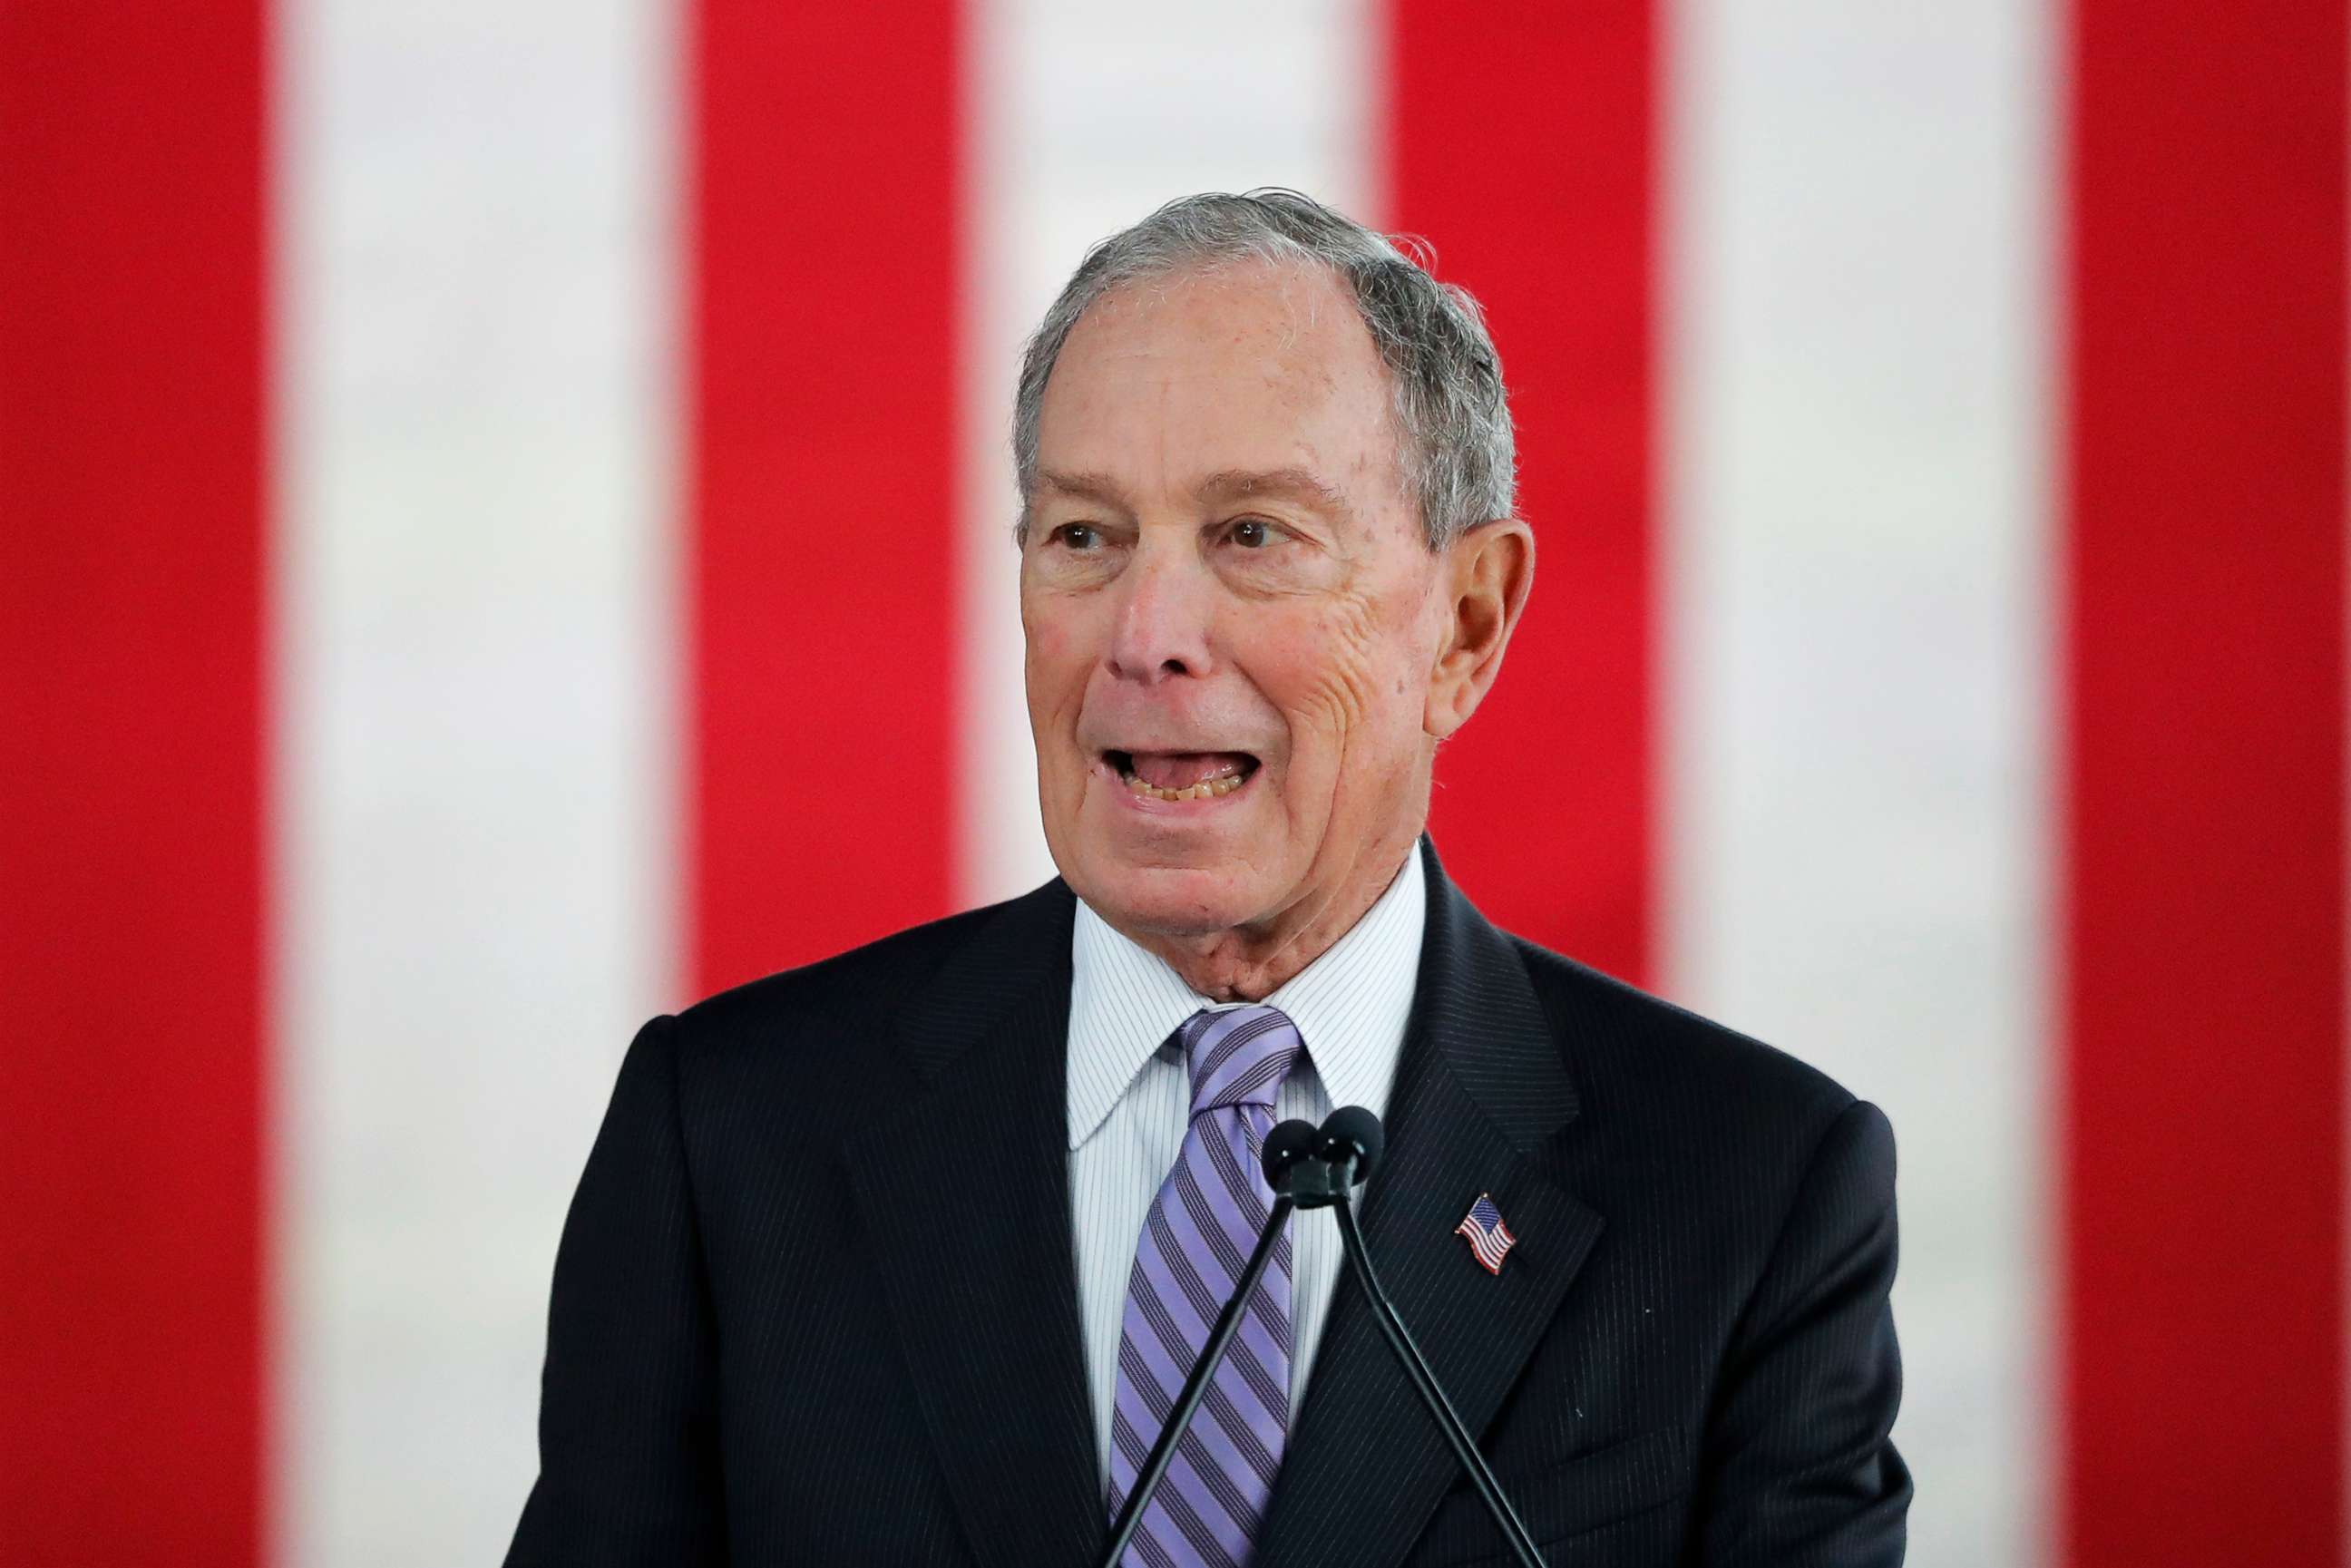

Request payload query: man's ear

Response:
[1425,519,1535,740]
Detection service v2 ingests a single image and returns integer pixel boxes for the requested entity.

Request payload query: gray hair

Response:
[1011,189,1516,550]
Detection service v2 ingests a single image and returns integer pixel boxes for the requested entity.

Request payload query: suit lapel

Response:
[840,881,1105,1568]
[1258,841,1607,1568]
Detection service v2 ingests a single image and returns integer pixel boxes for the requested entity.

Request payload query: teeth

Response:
[1118,766,1249,803]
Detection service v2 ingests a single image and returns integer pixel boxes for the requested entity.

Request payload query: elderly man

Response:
[507,190,1908,1568]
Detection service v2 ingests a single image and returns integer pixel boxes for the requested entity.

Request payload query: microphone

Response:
[1318,1106,1550,1568]
[1273,1106,1379,1211]
[1095,1124,1311,1568]
[1263,1116,1324,1199]
[1314,1104,1384,1189]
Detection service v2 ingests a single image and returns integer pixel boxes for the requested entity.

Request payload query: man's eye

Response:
[1052,522,1100,550]
[1227,519,1275,550]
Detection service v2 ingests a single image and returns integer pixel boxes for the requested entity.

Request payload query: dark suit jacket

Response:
[506,839,1909,1566]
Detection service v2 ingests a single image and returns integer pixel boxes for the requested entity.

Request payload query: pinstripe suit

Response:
[506,838,1910,1566]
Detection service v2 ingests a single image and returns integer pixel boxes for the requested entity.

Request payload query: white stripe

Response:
[953,0,1382,908]
[271,3,679,1562]
[1660,4,2053,1563]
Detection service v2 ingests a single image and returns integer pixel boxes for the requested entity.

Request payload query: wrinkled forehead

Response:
[1075,254,1355,345]
[1034,259,1414,515]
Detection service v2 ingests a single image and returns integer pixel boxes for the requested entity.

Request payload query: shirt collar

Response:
[1066,846,1427,1150]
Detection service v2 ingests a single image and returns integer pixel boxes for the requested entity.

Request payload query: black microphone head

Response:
[1316,1105,1385,1187]
[1263,1118,1322,1192]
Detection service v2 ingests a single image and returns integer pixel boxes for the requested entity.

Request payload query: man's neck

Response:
[1118,833,1421,1002]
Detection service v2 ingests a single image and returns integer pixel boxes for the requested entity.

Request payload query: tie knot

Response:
[1176,1004,1303,1115]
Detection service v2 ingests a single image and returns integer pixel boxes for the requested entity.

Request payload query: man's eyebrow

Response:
[1033,464,1356,521]
[1195,466,1354,520]
[1032,469,1135,512]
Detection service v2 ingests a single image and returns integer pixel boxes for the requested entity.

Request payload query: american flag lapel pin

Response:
[1455,1193,1517,1276]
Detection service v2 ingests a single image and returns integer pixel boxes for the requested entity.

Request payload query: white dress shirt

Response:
[1065,848,1427,1484]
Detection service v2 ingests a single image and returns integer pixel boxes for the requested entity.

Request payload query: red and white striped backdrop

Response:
[3,3,2344,1565]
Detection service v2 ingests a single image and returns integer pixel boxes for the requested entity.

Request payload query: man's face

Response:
[1020,261,1452,942]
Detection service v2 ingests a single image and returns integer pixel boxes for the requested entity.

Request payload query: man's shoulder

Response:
[660,880,1070,1086]
[677,891,1032,1037]
[1500,927,1872,1164]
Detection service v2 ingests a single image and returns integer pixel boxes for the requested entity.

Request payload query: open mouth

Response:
[1104,749,1262,803]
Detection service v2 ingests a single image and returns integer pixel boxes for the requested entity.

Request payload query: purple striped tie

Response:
[1107,1004,1305,1568]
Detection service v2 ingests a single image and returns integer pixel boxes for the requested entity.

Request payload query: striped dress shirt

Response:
[1066,848,1426,1485]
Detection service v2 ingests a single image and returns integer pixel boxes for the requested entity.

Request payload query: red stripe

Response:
[1384,0,1657,988]
[2061,1,2347,1561]
[0,5,268,1563]
[689,1,961,990]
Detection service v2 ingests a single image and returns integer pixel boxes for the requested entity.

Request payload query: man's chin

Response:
[1072,854,1268,940]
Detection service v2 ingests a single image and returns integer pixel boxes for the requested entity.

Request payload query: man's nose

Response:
[1104,547,1215,683]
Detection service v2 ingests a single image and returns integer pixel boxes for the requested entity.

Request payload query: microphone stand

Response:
[1097,1112,1546,1568]
[1322,1163,1548,1568]
[1096,1195,1296,1568]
